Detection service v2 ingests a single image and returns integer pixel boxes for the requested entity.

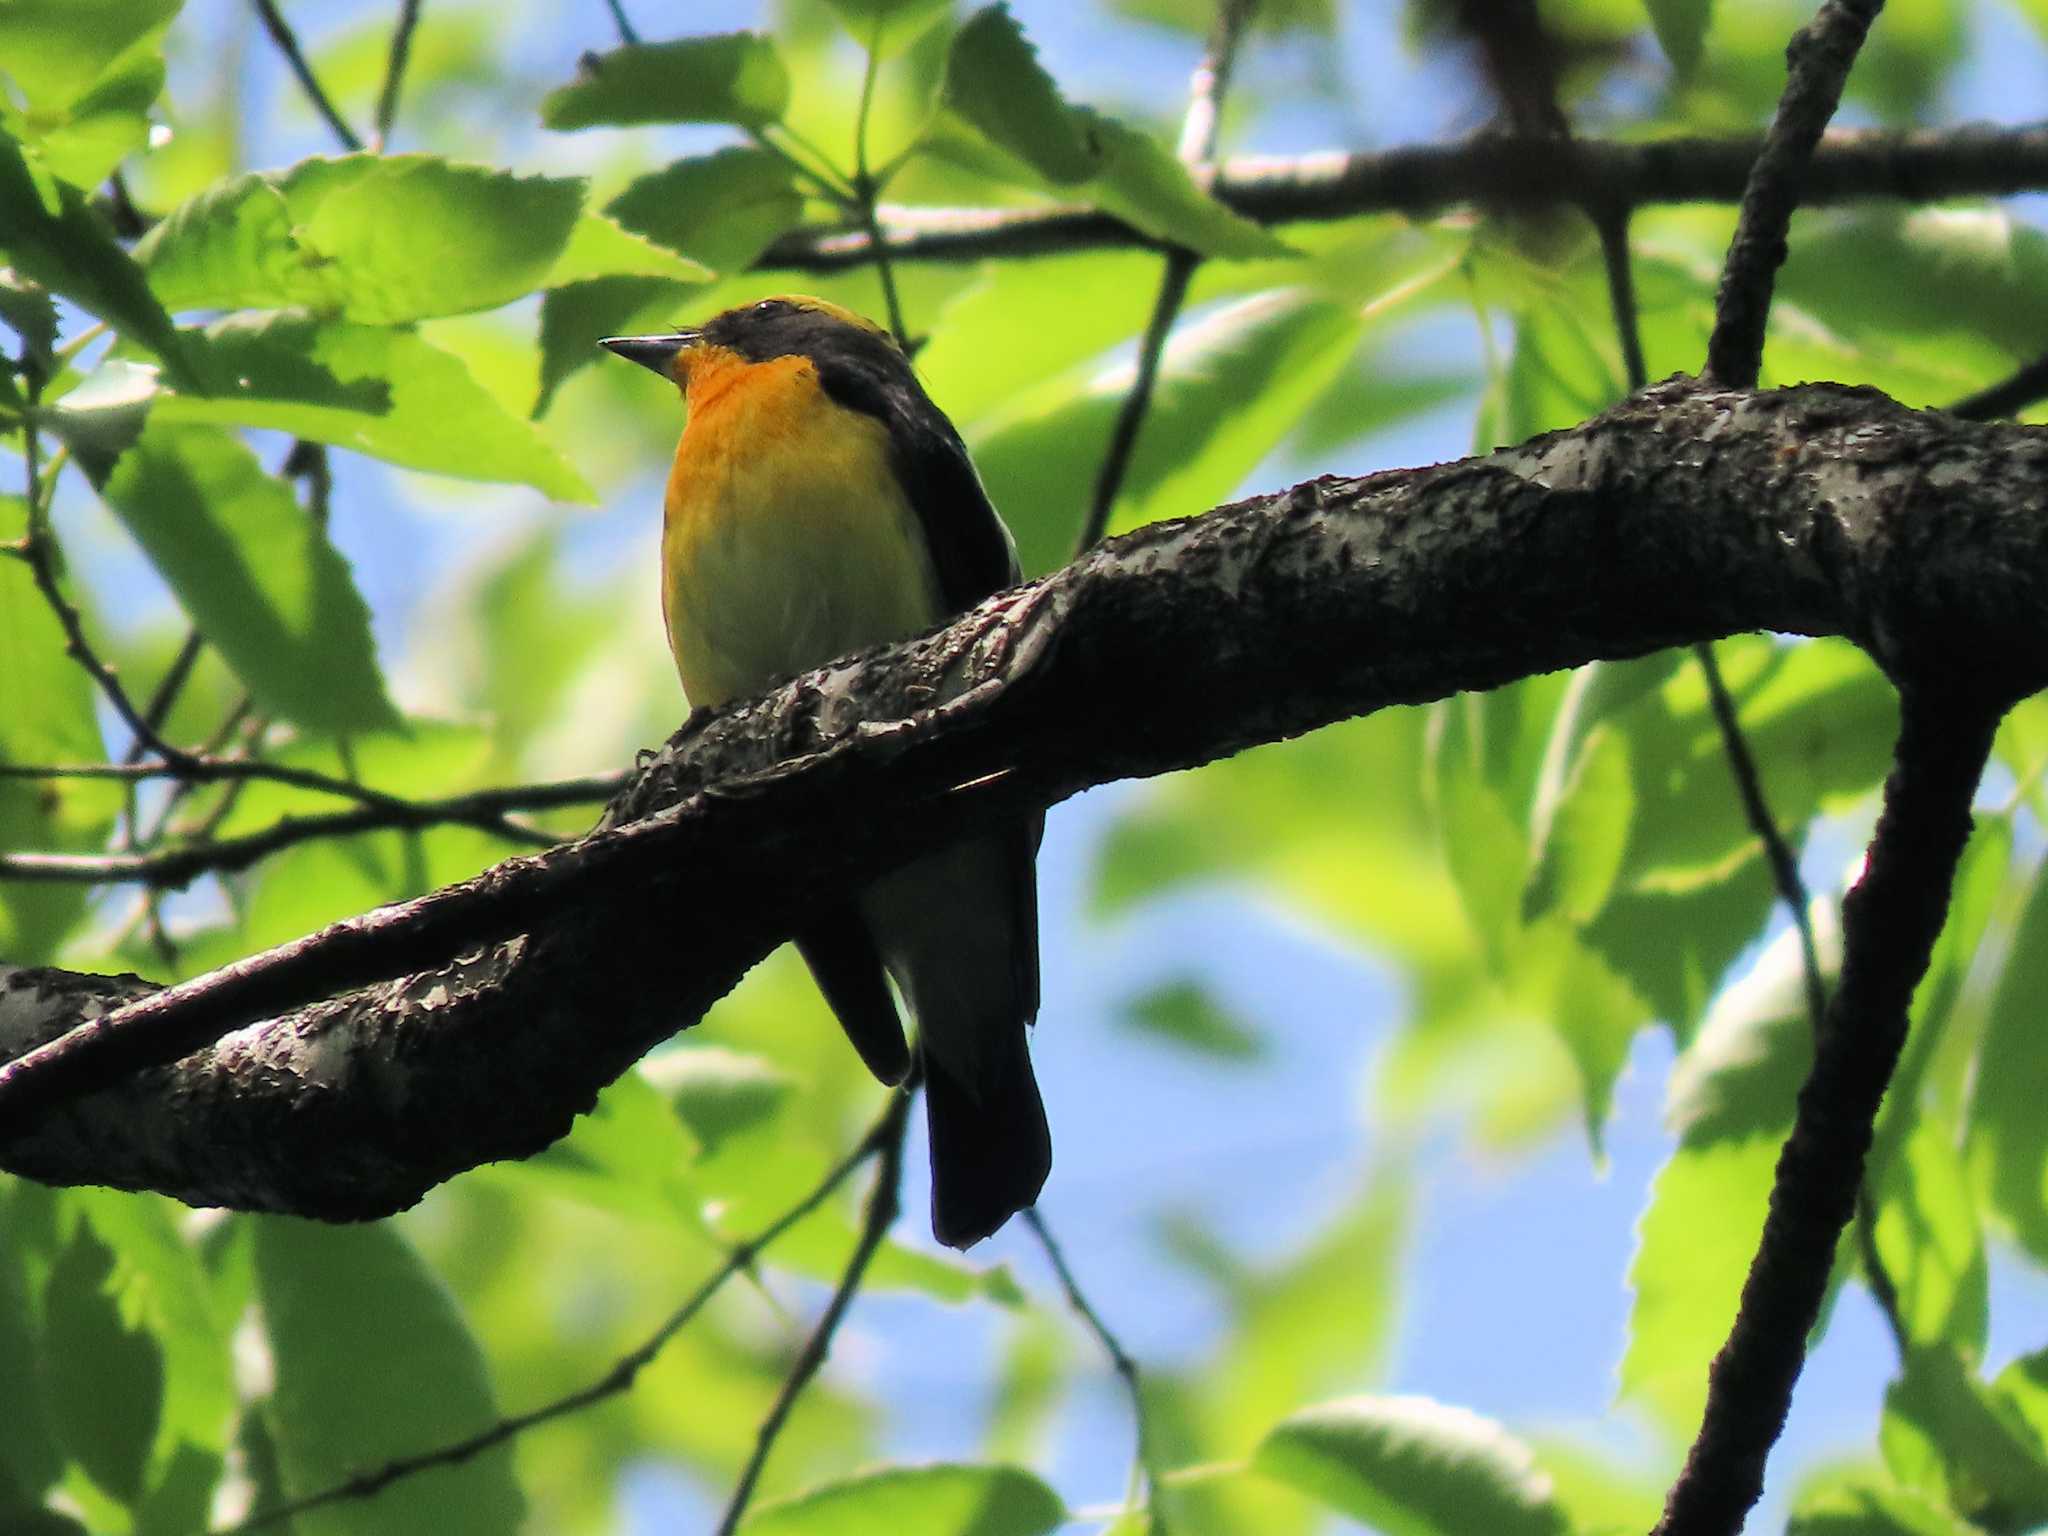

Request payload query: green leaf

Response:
[739,1463,1065,1536]
[651,1045,796,1157]
[1621,909,1833,1436]
[0,0,177,188]
[151,313,595,501]
[821,0,955,56]
[606,147,808,274]
[99,421,397,734]
[542,34,791,131]
[536,275,697,416]
[1870,1108,1986,1360]
[941,6,1104,183]
[254,1217,523,1536]
[0,134,187,379]
[138,154,586,324]
[0,496,120,962]
[1253,1395,1569,1536]
[0,1192,65,1506]
[498,1067,708,1226]
[40,1209,164,1503]
[1642,0,1714,77]
[540,210,713,290]
[1882,1346,2048,1527]
[1118,976,1267,1060]
[939,5,1285,259]
[1788,1471,1981,1536]
[1968,857,2048,1266]
[1524,723,1634,926]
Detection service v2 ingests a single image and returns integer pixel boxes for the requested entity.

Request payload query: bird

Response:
[600,295,1051,1248]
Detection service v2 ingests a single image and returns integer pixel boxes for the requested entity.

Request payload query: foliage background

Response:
[9,0,2048,1533]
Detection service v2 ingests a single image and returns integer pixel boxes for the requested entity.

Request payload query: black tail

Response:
[795,912,910,1087]
[924,1027,1051,1249]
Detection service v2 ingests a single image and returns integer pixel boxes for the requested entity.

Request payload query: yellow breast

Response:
[660,349,943,710]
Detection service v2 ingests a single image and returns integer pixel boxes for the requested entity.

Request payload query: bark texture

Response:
[3,378,2045,1217]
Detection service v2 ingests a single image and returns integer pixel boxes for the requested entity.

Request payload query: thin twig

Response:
[127,631,207,768]
[0,775,619,887]
[215,1100,899,1535]
[248,0,364,153]
[601,0,638,46]
[16,376,183,767]
[1697,644,1829,1034]
[1592,208,1647,395]
[1652,692,1998,1536]
[1072,0,1257,558]
[712,1091,910,1535]
[373,0,423,149]
[1853,1191,1910,1361]
[852,30,909,350]
[1025,1207,1167,1531]
[759,122,2048,274]
[1947,352,2048,421]
[1704,0,1886,388]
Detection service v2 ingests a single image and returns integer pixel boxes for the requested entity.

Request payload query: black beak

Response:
[599,331,700,375]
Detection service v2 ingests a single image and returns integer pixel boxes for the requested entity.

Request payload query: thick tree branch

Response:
[1652,691,1998,1536]
[759,123,2048,271]
[3,381,2045,1216]
[1706,0,1885,387]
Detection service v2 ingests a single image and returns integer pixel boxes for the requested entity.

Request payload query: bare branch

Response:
[1026,1207,1168,1530]
[373,0,424,149]
[248,0,364,153]
[1948,352,2048,421]
[1074,0,1257,558]
[0,774,620,887]
[1705,0,1886,387]
[713,1091,909,1534]
[1653,691,1997,1536]
[760,123,2048,272]
[5,382,2046,1214]
[215,1100,895,1535]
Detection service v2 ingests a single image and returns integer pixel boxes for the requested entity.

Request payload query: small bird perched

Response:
[601,296,1051,1248]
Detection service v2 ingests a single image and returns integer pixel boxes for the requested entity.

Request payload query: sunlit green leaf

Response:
[820,0,955,57]
[1253,1395,1568,1536]
[0,0,177,188]
[1882,1345,2048,1528]
[740,1462,1065,1535]
[139,154,585,324]
[254,1217,523,1536]
[148,312,595,500]
[99,421,397,734]
[0,134,187,378]
[1870,1109,1986,1361]
[542,34,791,131]
[1968,856,2048,1266]
[1787,1470,1980,1536]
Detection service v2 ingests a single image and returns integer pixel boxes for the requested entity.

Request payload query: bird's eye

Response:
[753,299,787,316]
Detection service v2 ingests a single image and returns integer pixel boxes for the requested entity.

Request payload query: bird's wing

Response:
[814,353,1020,612]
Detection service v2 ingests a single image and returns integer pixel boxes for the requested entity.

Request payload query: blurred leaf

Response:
[0,134,188,380]
[985,1313,1068,1462]
[254,1217,523,1536]
[0,1197,63,1507]
[0,496,120,964]
[1882,1345,2048,1528]
[1643,0,1713,77]
[0,0,177,188]
[740,1462,1065,1535]
[1967,858,2048,1266]
[1621,909,1835,1436]
[1253,1395,1568,1536]
[1529,1437,1664,1536]
[542,34,790,131]
[1870,1108,1985,1362]
[139,154,585,324]
[0,271,58,368]
[151,312,595,500]
[1524,724,1633,927]
[1118,976,1266,1060]
[39,1207,164,1503]
[1787,1471,1980,1536]
[513,1068,707,1224]
[1108,0,1335,34]
[99,420,397,734]
[651,1045,797,1157]
[536,275,696,417]
[821,0,956,56]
